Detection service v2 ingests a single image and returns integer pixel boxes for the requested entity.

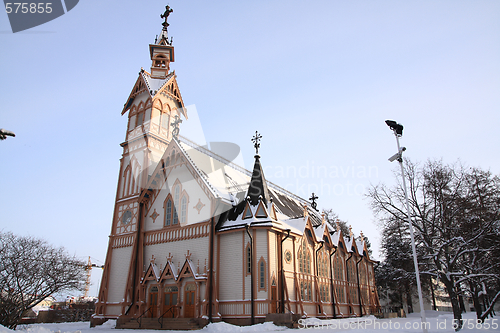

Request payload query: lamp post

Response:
[385,120,428,333]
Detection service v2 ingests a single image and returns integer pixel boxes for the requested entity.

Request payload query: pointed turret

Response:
[247,131,270,206]
[247,154,271,206]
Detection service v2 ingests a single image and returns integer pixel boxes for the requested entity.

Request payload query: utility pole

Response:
[385,120,428,333]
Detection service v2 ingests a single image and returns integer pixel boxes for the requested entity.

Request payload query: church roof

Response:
[177,136,323,229]
[121,70,176,115]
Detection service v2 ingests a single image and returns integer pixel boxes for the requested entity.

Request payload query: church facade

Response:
[94,8,380,327]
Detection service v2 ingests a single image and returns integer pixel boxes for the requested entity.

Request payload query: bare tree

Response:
[0,231,86,329]
[367,160,500,330]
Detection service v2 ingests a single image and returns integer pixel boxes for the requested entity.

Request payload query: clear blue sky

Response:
[1,1,499,297]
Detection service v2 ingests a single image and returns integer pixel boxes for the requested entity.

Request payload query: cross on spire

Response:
[171,115,182,140]
[251,131,262,155]
[160,5,173,31]
[309,193,319,211]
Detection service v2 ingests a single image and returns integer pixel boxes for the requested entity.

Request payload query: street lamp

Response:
[385,120,428,333]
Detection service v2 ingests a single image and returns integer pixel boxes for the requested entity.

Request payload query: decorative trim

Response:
[144,221,210,246]
[284,250,292,264]
[194,199,205,214]
[150,209,159,223]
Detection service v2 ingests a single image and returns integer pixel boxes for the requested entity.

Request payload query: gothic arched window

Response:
[180,196,187,224]
[165,197,172,226]
[298,241,311,274]
[173,185,180,225]
[246,244,251,275]
[258,258,266,291]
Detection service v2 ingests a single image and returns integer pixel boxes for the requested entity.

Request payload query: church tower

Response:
[95,6,187,319]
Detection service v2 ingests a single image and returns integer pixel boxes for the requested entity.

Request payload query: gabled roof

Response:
[159,260,178,282]
[141,262,161,283]
[178,259,206,281]
[121,70,186,116]
[142,70,175,96]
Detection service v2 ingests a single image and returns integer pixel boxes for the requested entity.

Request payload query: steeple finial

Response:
[349,225,353,238]
[150,6,175,78]
[160,5,173,31]
[251,131,262,155]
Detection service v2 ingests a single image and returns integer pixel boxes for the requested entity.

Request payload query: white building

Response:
[93,7,380,328]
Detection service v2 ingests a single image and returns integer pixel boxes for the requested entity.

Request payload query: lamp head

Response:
[385,120,403,136]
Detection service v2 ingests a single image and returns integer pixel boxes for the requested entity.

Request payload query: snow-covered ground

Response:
[1,311,499,333]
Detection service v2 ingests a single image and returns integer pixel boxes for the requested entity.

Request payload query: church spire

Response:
[149,6,175,79]
[247,132,270,206]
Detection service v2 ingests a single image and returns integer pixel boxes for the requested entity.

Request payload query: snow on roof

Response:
[217,201,279,231]
[141,71,174,96]
[356,239,365,256]
[166,261,178,280]
[151,263,161,280]
[176,136,326,232]
[185,259,207,280]
[330,231,340,246]
[313,223,326,242]
[280,217,307,236]
[344,236,353,252]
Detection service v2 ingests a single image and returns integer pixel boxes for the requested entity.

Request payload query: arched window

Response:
[348,259,356,283]
[173,185,180,225]
[161,113,169,130]
[122,165,131,197]
[165,198,172,226]
[180,196,187,224]
[136,111,144,126]
[318,253,328,277]
[154,55,167,68]
[163,180,189,228]
[298,240,311,274]
[359,263,367,285]
[246,244,251,275]
[306,251,311,274]
[258,258,266,291]
[334,255,344,281]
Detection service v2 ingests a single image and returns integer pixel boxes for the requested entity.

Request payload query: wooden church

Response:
[93,7,381,328]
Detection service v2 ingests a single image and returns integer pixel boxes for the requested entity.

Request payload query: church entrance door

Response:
[149,286,158,317]
[184,284,196,318]
[162,286,178,318]
[270,279,277,313]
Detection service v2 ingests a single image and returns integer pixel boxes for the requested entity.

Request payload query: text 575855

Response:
[5,3,52,14]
